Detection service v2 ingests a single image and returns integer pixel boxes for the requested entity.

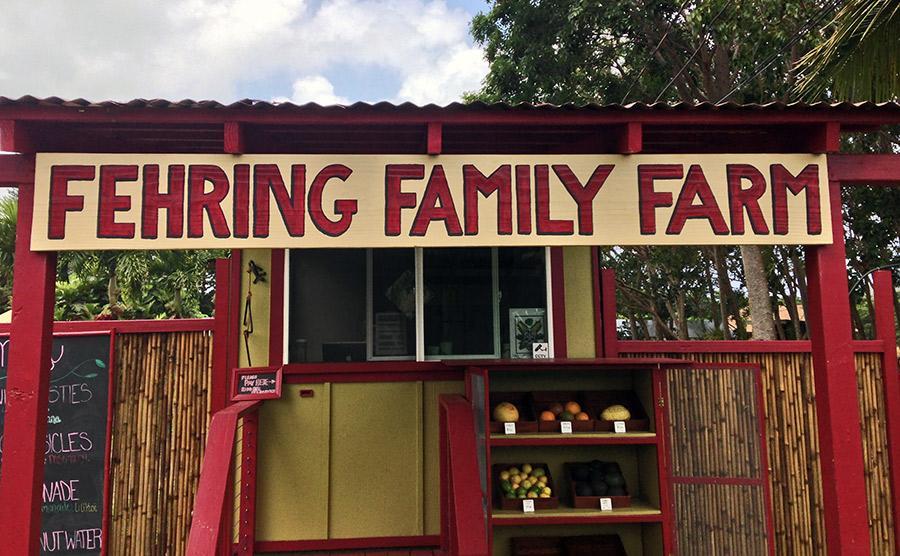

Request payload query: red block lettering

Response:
[141,165,184,239]
[385,164,424,236]
[666,164,728,235]
[553,164,612,235]
[232,164,250,238]
[187,165,231,238]
[411,165,462,236]
[309,164,356,236]
[515,165,532,235]
[463,164,512,235]
[97,165,138,238]
[48,165,93,240]
[727,164,770,235]
[771,164,821,235]
[253,164,306,238]
[535,165,573,235]
[638,164,681,234]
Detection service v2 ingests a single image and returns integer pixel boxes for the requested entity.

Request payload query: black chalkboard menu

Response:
[0,334,112,554]
[232,367,283,401]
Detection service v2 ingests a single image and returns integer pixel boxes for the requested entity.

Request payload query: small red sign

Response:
[231,366,283,401]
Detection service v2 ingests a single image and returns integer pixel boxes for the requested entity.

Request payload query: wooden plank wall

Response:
[627,351,895,555]
[107,330,213,556]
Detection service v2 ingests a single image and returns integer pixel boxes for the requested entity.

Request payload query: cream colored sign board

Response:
[31,153,831,250]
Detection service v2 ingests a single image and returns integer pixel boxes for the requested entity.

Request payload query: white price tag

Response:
[600,497,613,511]
[532,342,549,359]
[560,421,573,434]
[522,499,535,513]
[503,422,517,435]
[613,421,627,434]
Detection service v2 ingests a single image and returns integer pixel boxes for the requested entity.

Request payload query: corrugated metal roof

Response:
[0,95,898,112]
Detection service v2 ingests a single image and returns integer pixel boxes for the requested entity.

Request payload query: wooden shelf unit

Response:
[465,358,680,556]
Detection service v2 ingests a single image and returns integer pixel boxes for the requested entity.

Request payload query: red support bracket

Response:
[0,178,57,553]
[224,121,246,154]
[828,153,900,185]
[811,121,841,154]
[427,122,442,155]
[873,270,900,555]
[805,180,871,554]
[0,119,35,154]
[617,122,642,154]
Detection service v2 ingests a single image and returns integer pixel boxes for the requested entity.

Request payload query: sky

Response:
[0,0,491,106]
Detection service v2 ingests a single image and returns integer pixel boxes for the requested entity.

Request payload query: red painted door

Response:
[663,363,775,555]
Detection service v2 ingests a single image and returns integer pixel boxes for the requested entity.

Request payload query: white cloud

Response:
[0,0,487,105]
[397,45,488,105]
[282,75,349,105]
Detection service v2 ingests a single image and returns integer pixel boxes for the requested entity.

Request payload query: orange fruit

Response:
[565,401,582,414]
[539,410,556,421]
[575,411,590,421]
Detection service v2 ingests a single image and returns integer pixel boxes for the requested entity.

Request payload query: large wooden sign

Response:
[31,154,831,250]
[0,334,112,554]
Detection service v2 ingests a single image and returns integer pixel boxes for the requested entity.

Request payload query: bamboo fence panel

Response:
[673,483,768,555]
[855,352,896,555]
[107,330,213,556]
[629,351,895,555]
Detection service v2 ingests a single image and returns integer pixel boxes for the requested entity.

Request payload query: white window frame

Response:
[285,246,554,363]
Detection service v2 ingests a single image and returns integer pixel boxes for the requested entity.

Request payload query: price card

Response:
[504,422,517,435]
[560,421,573,434]
[522,499,535,513]
[599,497,613,511]
[613,421,627,434]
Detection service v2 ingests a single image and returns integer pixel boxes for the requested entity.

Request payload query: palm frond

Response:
[794,0,900,102]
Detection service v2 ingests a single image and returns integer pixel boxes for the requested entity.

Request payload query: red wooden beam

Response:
[0,180,57,554]
[236,411,258,556]
[427,122,442,155]
[0,153,34,185]
[873,270,900,555]
[439,394,489,555]
[616,339,884,353]
[827,153,900,185]
[3,105,899,127]
[805,181,871,554]
[600,268,619,357]
[224,121,245,154]
[187,400,261,556]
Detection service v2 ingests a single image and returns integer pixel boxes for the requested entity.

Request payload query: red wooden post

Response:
[427,122,442,155]
[600,268,618,357]
[617,122,642,154]
[550,247,567,358]
[236,411,258,556]
[0,181,57,554]
[805,180,871,554]
[873,270,900,555]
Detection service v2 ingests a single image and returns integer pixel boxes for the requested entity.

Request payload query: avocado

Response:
[575,482,594,497]
[559,411,575,421]
[589,469,605,483]
[571,464,591,482]
[607,486,627,496]
[605,473,626,488]
[590,480,609,495]
[602,462,620,474]
[589,459,605,470]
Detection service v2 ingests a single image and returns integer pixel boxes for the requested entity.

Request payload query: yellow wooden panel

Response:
[423,380,466,535]
[239,248,272,368]
[256,383,331,541]
[329,382,424,538]
[562,246,596,358]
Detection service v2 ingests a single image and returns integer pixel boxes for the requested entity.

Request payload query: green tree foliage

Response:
[0,193,224,320]
[794,0,900,102]
[469,0,898,339]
